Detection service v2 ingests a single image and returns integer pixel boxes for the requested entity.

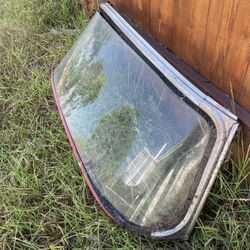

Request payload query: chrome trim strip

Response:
[100,3,239,238]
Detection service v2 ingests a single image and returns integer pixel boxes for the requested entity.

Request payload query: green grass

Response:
[0,0,249,249]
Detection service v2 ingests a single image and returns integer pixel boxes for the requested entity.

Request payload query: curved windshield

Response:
[53,13,213,230]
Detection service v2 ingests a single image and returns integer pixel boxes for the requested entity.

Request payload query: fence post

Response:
[83,0,100,18]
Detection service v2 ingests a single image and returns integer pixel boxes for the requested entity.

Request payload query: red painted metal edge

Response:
[50,71,115,220]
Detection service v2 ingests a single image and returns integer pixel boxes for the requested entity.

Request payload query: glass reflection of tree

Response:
[57,16,111,113]
[61,60,106,110]
[84,105,140,183]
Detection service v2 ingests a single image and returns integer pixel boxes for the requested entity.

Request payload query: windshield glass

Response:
[53,13,213,230]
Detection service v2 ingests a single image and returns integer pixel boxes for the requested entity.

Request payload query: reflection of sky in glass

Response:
[54,13,211,230]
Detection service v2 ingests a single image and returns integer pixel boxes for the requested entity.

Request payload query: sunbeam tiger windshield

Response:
[52,3,238,239]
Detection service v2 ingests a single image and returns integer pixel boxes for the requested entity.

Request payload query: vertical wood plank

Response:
[110,0,150,32]
[239,63,250,111]
[202,0,250,105]
[201,0,226,82]
[173,0,210,71]
[220,0,250,106]
[149,0,175,49]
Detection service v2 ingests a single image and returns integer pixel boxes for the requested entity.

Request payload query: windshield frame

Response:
[51,3,238,239]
